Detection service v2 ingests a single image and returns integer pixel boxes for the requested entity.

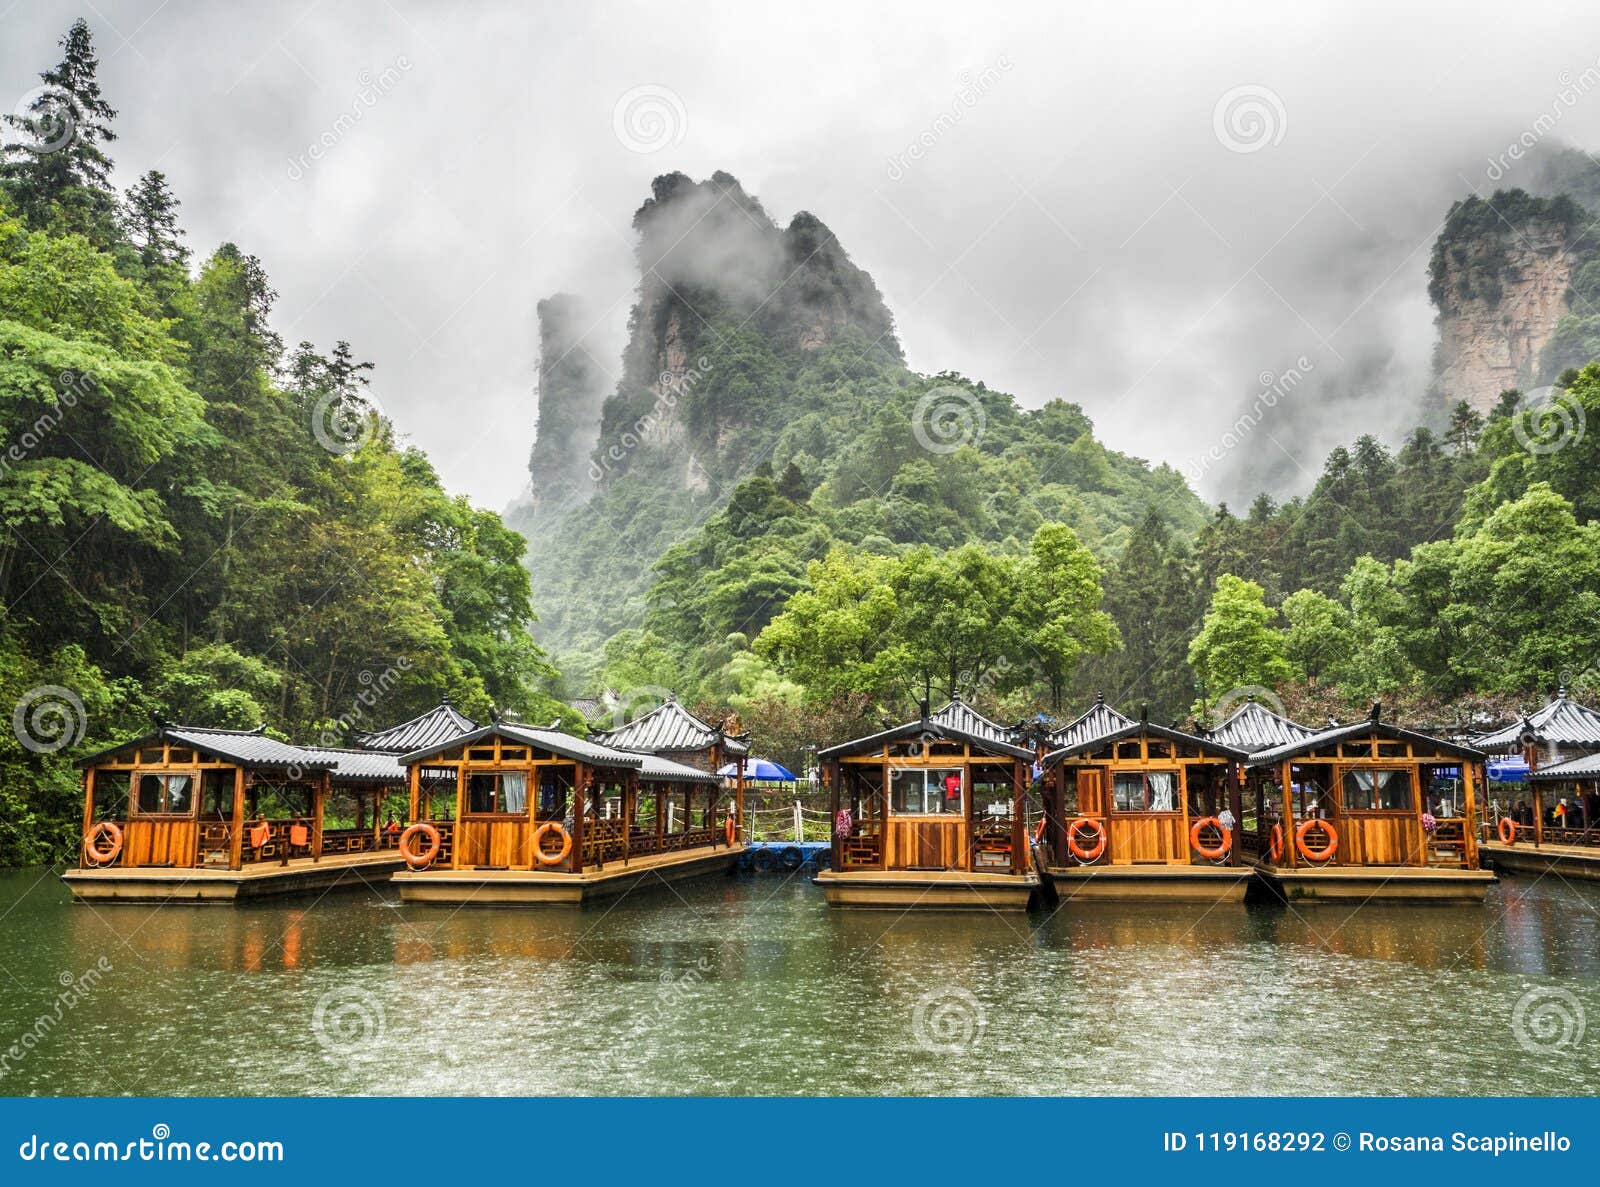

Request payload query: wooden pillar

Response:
[826,760,839,869]
[1462,760,1481,869]
[313,771,328,862]
[1279,760,1297,868]
[1177,763,1191,867]
[408,764,421,823]
[1228,765,1244,867]
[229,766,246,871]
[571,762,587,873]
[1533,783,1544,848]
[78,768,96,870]
[1010,758,1026,875]
[656,780,666,846]
[624,771,636,864]
[736,754,746,846]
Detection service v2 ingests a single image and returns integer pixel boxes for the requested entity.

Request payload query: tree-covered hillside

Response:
[0,21,569,864]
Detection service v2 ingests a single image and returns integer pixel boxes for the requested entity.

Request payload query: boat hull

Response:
[1049,863,1250,902]
[1250,861,1495,903]
[62,852,405,904]
[392,844,743,905]
[813,868,1038,911]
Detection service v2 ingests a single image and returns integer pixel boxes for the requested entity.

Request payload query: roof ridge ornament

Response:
[1369,701,1382,724]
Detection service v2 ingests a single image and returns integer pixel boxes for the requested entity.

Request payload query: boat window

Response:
[1342,769,1412,811]
[539,766,574,816]
[467,772,530,814]
[1112,771,1177,812]
[1147,741,1172,759]
[139,748,165,765]
[468,747,496,761]
[136,772,193,815]
[500,747,527,760]
[201,769,234,817]
[1116,741,1141,760]
[889,767,963,814]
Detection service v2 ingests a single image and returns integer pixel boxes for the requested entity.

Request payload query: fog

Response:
[7,0,1600,508]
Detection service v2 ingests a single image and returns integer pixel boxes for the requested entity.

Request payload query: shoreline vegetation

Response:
[5,21,1600,867]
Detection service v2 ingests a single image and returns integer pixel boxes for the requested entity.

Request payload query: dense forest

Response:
[0,21,571,864]
[5,20,1600,864]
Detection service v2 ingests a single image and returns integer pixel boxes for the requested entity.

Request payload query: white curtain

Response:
[501,772,527,814]
[1147,772,1176,812]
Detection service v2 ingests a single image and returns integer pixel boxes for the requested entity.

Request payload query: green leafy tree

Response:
[1186,574,1292,714]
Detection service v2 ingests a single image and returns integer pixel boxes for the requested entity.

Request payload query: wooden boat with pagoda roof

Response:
[63,715,418,903]
[814,697,1039,911]
[1240,704,1494,902]
[390,712,743,905]
[1037,694,1252,901]
[1473,688,1600,880]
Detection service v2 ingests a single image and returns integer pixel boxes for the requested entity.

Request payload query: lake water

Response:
[0,866,1596,1095]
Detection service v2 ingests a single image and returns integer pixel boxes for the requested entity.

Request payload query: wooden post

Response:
[624,771,636,864]
[736,753,746,846]
[229,766,246,871]
[1462,760,1481,869]
[1177,763,1191,868]
[1280,760,1297,868]
[827,760,839,869]
[1010,758,1026,875]
[313,771,328,862]
[656,778,666,847]
[78,768,96,870]
[407,764,421,823]
[1533,782,1544,848]
[571,762,586,873]
[1228,765,1244,868]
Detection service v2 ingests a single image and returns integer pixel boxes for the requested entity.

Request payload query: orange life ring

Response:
[1189,815,1231,861]
[1295,818,1339,863]
[725,816,737,846]
[249,820,271,849]
[1066,816,1106,863]
[1268,824,1284,863]
[398,822,441,870]
[533,821,572,866]
[83,821,123,865]
[1498,817,1517,845]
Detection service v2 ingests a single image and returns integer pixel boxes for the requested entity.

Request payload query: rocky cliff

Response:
[1429,186,1595,410]
[525,293,610,525]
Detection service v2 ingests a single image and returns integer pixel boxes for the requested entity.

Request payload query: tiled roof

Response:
[305,747,408,785]
[355,699,477,753]
[398,721,645,770]
[636,754,722,784]
[80,725,337,772]
[1048,693,1137,750]
[817,700,1034,761]
[591,693,750,755]
[1245,717,1486,767]
[1207,697,1316,753]
[1528,751,1600,781]
[1471,691,1600,753]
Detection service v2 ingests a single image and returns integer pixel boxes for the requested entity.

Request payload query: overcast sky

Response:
[8,1,1600,509]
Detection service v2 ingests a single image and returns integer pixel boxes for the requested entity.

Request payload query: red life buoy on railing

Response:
[1189,816,1231,861]
[1268,824,1284,863]
[725,816,737,846]
[83,821,123,866]
[398,822,441,870]
[1066,816,1106,863]
[1295,818,1339,863]
[1498,817,1517,845]
[533,821,572,866]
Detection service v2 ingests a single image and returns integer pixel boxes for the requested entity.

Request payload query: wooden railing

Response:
[240,817,315,865]
[320,827,399,857]
[839,825,882,870]
[970,824,1013,871]
[1423,817,1467,867]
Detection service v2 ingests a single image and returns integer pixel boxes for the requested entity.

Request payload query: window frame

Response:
[1110,769,1181,814]
[463,768,534,817]
[888,766,965,816]
[132,769,199,818]
[1340,767,1415,813]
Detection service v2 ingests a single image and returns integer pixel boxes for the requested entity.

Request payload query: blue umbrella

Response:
[718,757,797,782]
[1487,756,1530,783]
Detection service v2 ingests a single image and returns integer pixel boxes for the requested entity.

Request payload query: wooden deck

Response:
[391,842,743,905]
[1048,863,1251,902]
[813,868,1039,911]
[1481,840,1600,882]
[62,851,406,903]
[1250,861,1496,903]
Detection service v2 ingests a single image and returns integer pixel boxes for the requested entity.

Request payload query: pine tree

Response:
[0,19,119,234]
[123,170,188,269]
